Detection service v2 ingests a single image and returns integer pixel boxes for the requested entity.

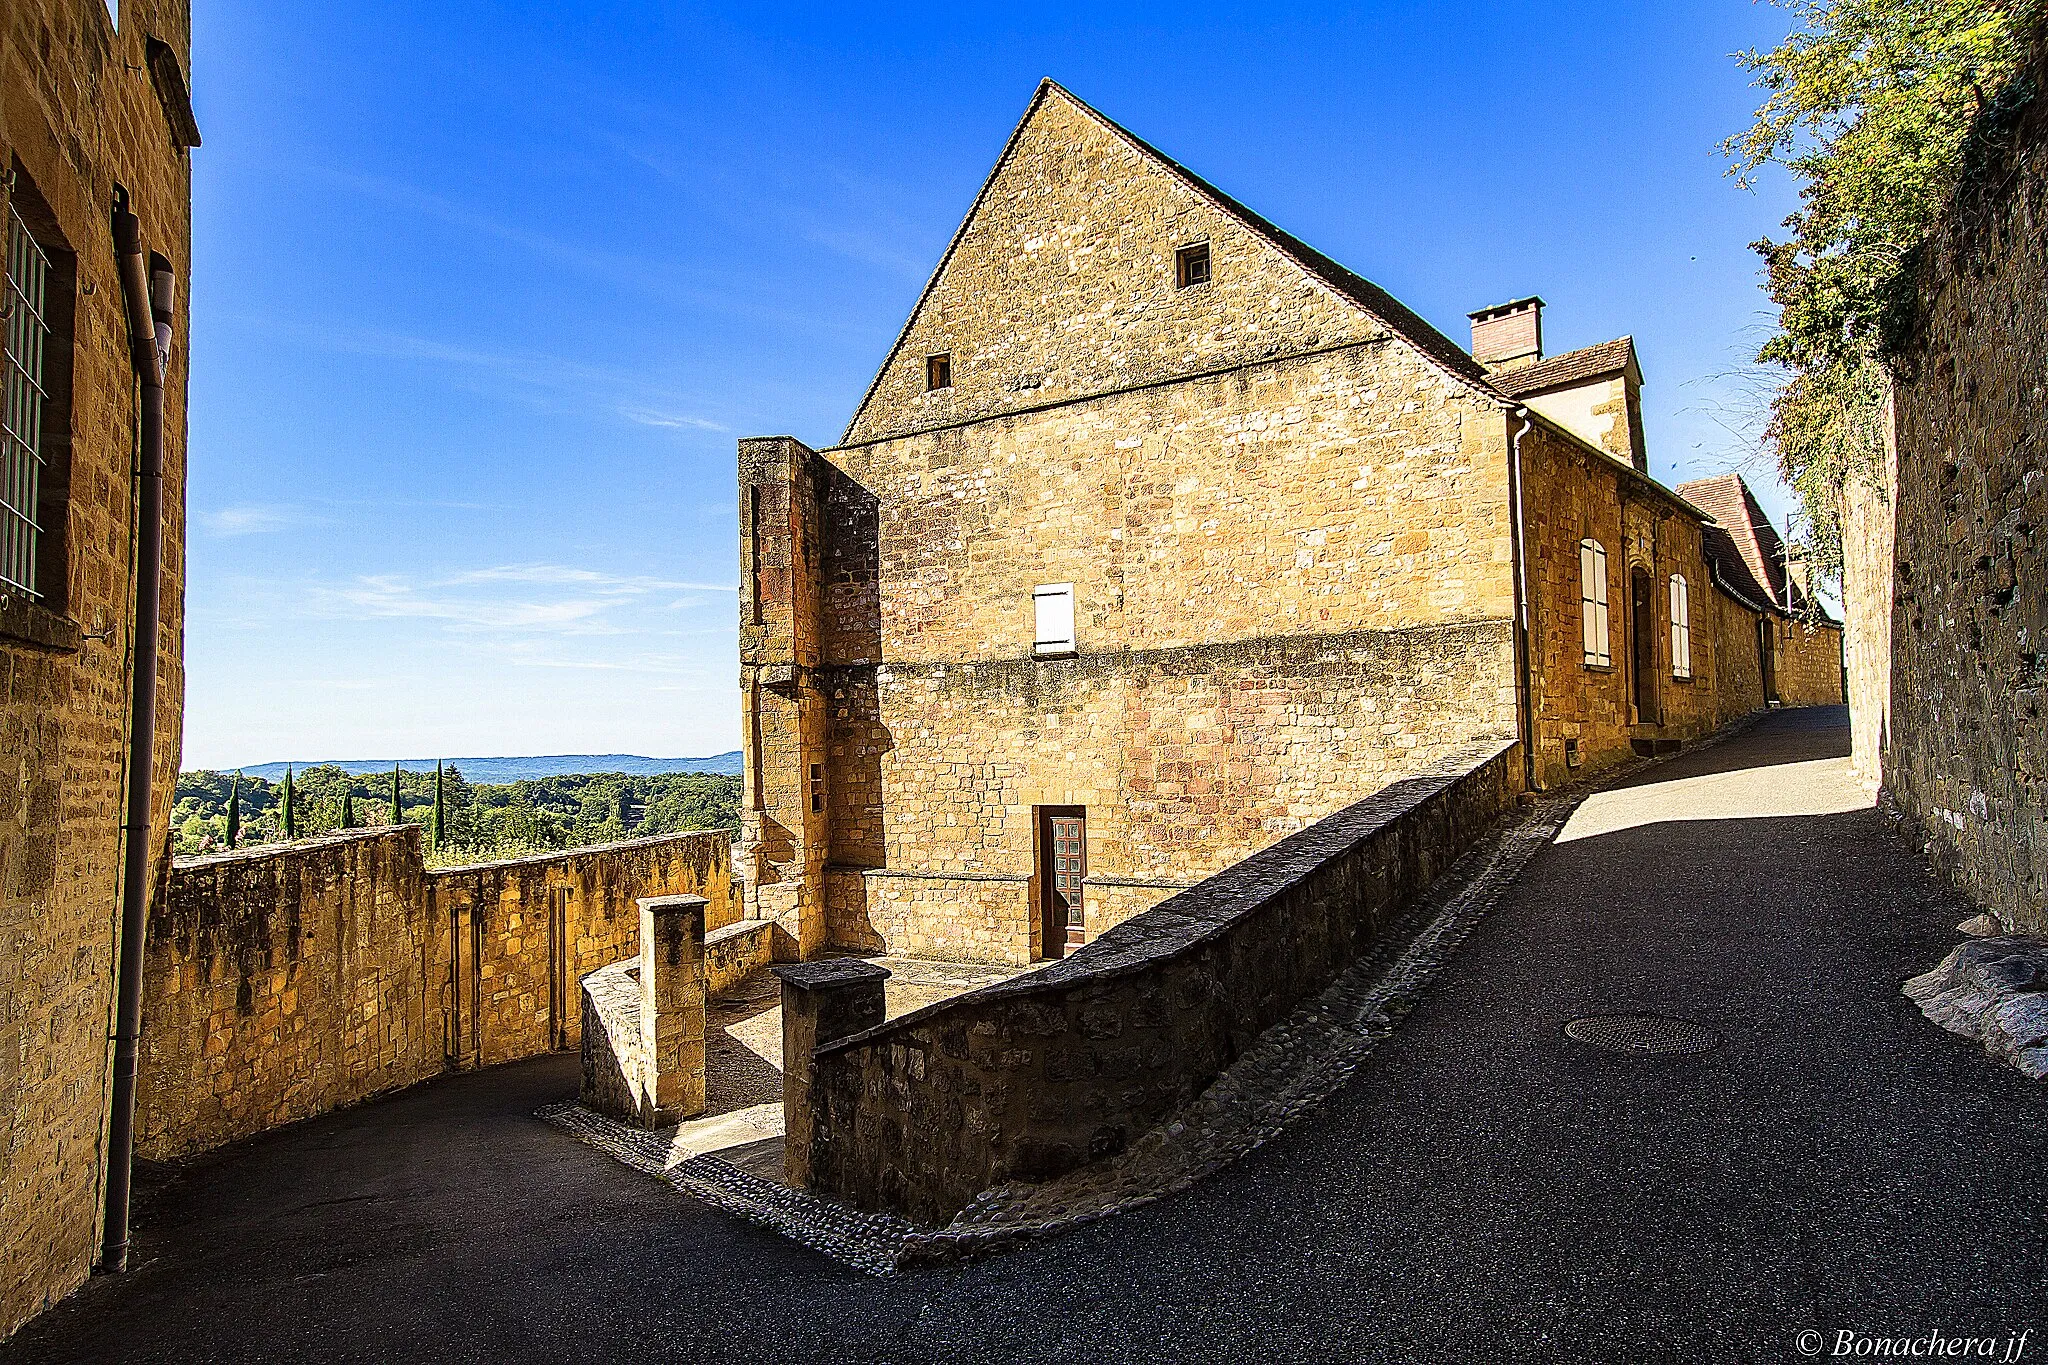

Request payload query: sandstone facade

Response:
[1879,53,2048,934]
[0,0,193,1337]
[738,80,1840,968]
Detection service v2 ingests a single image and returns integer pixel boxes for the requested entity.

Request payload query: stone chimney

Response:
[1468,296,1544,372]
[1784,544,1810,608]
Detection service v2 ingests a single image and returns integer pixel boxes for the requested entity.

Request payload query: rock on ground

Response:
[1905,936,2048,1080]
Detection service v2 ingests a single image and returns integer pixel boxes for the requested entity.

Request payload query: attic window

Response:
[926,353,952,391]
[1175,243,1211,289]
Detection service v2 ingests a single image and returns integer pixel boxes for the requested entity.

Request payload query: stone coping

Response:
[774,959,892,991]
[175,825,730,873]
[706,919,775,948]
[816,739,1517,1061]
[430,829,731,875]
[172,823,418,870]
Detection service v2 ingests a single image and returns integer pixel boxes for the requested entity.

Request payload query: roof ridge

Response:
[840,79,1508,442]
[1042,82,1507,404]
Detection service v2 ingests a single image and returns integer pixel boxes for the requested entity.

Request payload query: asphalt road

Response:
[9,706,2043,1363]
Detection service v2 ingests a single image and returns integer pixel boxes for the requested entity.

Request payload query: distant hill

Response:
[224,752,744,783]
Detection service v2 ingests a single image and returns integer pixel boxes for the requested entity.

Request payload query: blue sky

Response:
[182,1,1805,771]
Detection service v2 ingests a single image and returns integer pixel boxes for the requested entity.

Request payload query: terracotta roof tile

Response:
[1675,471,1826,617]
[1489,337,1638,398]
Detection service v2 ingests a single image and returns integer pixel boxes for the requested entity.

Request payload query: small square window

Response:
[809,763,822,781]
[1175,243,1211,289]
[926,353,952,391]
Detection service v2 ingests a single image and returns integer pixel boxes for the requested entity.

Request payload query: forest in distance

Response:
[171,764,741,867]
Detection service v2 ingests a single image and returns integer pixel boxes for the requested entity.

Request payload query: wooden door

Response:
[1630,568,1659,724]
[1038,807,1086,958]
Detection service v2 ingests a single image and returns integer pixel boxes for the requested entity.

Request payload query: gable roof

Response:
[839,79,1506,444]
[1489,337,1638,399]
[1675,472,1829,619]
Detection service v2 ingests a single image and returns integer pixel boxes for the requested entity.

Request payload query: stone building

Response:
[0,0,195,1338]
[736,80,1841,968]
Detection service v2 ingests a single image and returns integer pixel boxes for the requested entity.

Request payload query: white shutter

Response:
[1670,575,1692,678]
[1580,541,1609,666]
[1033,583,1075,655]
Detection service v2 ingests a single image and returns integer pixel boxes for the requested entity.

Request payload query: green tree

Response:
[340,790,357,829]
[225,771,242,849]
[279,766,297,840]
[431,761,446,852]
[389,763,404,826]
[1727,0,2038,593]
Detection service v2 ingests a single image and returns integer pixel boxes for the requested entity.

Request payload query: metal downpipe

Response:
[100,189,174,1274]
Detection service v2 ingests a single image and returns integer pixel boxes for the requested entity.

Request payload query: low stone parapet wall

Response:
[139,827,732,1160]
[796,741,1520,1225]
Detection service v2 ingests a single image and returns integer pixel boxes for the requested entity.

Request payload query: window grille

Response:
[1579,539,1610,667]
[3,201,53,599]
[1669,574,1692,679]
[1175,242,1211,289]
[1033,583,1075,655]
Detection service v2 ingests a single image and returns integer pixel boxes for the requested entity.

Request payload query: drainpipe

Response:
[101,188,175,1275]
[1507,407,1537,791]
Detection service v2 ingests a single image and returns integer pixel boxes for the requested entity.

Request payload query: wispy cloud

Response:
[199,503,308,537]
[620,406,729,432]
[239,317,734,438]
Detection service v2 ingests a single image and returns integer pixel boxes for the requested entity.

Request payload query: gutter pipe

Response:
[101,187,174,1274]
[1507,406,1537,792]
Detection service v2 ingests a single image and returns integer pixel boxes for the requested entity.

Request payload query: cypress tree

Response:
[389,763,403,826]
[225,772,242,849]
[280,766,297,840]
[431,761,446,852]
[340,790,357,830]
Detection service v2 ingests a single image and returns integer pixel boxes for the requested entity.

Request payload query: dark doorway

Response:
[1037,806,1086,959]
[1630,567,1659,724]
[1758,617,1778,703]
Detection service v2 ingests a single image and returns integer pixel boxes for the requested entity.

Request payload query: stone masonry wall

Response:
[842,83,1392,446]
[1523,421,1739,786]
[813,337,1520,962]
[1774,615,1847,708]
[1885,61,2048,933]
[1841,447,1896,788]
[0,0,193,1337]
[136,828,731,1160]
[1520,418,1841,788]
[802,742,1519,1226]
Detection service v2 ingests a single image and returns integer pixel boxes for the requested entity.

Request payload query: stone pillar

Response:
[772,959,889,1189]
[638,894,708,1126]
[737,436,833,959]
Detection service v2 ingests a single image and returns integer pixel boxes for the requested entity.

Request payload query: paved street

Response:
[9,707,2042,1364]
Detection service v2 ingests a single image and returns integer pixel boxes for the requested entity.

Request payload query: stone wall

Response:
[1841,450,1896,788]
[136,828,731,1160]
[1521,421,1779,785]
[799,742,1519,1226]
[842,82,1392,447]
[1773,615,1847,708]
[1883,59,2048,933]
[0,0,194,1338]
[781,333,1523,964]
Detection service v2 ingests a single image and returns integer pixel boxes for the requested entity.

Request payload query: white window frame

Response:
[1033,583,1075,656]
[1669,573,1692,679]
[1579,539,1610,667]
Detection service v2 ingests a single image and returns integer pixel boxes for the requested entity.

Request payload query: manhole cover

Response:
[1563,1014,1719,1055]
